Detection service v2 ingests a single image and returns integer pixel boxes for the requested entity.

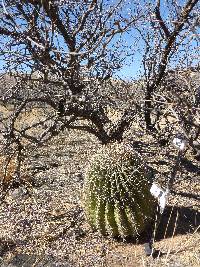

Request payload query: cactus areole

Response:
[83,143,156,238]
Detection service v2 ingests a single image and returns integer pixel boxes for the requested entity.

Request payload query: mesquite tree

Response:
[138,0,200,133]
[0,0,199,188]
[136,0,200,159]
[0,0,142,145]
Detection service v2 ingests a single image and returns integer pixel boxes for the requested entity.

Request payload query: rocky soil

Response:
[0,129,199,267]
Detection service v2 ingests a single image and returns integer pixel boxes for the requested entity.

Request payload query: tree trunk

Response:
[144,85,154,131]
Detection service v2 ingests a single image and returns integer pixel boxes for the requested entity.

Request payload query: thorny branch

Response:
[0,0,199,187]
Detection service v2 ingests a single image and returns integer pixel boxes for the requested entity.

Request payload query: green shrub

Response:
[83,143,156,238]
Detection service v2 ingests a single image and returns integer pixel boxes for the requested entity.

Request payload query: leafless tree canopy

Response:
[0,0,142,144]
[0,0,199,183]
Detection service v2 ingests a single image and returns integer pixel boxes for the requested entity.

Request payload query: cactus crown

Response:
[83,143,156,238]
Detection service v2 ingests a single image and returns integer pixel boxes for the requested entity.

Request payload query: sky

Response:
[0,0,199,80]
[0,0,144,79]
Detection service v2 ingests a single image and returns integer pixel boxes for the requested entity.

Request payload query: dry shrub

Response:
[106,107,123,123]
[0,156,17,188]
[0,155,30,190]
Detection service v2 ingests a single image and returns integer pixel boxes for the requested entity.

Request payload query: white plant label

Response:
[173,137,186,150]
[150,183,169,214]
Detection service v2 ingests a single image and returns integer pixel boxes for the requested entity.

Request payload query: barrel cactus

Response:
[83,143,156,238]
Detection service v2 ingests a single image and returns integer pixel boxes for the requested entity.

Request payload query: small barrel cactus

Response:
[83,143,156,238]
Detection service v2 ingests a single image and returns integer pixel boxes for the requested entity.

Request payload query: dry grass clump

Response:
[0,155,17,189]
[0,155,31,192]
[106,106,123,123]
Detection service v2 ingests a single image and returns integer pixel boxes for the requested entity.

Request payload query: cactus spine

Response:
[83,143,156,238]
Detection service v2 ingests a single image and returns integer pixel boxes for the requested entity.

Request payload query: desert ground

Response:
[0,108,199,266]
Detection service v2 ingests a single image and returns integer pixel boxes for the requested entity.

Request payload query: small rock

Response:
[10,187,28,200]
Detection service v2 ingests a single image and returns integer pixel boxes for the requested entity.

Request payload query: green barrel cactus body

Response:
[83,143,156,238]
